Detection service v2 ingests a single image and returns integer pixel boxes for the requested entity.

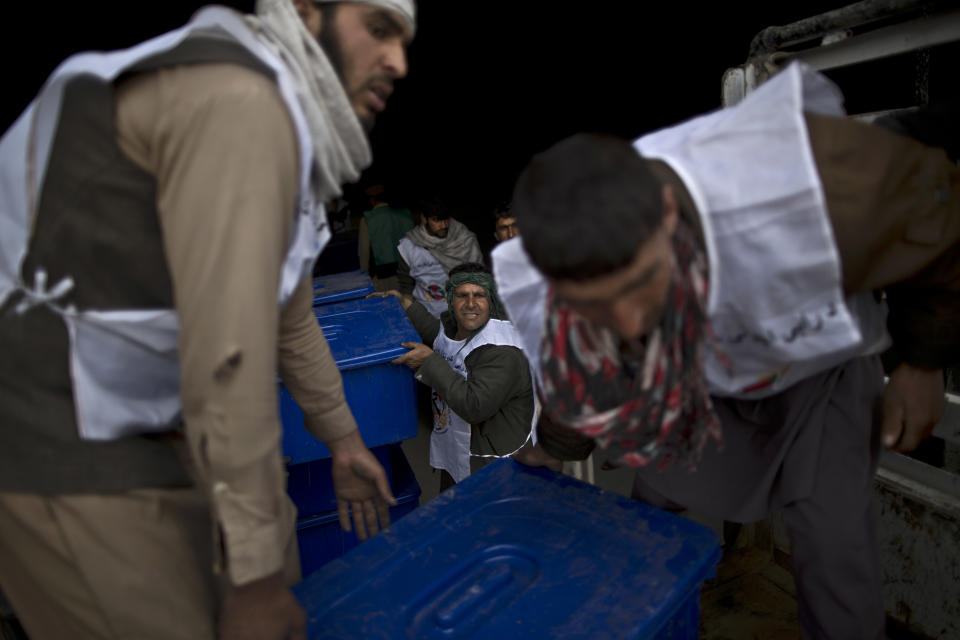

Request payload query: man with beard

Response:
[397,197,484,317]
[372,263,537,491]
[492,61,959,638]
[0,0,414,638]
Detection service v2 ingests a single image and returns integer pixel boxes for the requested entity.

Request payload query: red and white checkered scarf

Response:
[538,220,722,470]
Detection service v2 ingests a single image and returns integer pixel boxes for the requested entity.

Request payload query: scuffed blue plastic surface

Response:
[294,459,721,639]
[280,296,420,463]
[312,269,374,306]
[312,295,419,370]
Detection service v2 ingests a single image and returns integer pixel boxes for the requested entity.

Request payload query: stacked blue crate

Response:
[279,295,420,462]
[312,232,360,276]
[294,459,721,639]
[311,269,374,306]
[280,291,422,576]
[292,444,421,577]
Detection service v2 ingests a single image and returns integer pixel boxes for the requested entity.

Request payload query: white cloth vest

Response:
[0,7,330,440]
[493,62,890,400]
[397,236,449,317]
[429,318,537,482]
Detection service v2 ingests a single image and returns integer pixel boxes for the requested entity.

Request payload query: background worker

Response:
[357,182,415,291]
[371,263,536,491]
[397,197,484,317]
[492,200,519,244]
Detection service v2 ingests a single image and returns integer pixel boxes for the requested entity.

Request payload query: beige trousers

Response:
[0,487,299,640]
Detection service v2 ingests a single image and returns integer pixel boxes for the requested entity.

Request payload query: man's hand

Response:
[218,571,305,640]
[327,431,397,540]
[367,290,414,310]
[391,341,433,371]
[513,443,563,472]
[882,362,945,452]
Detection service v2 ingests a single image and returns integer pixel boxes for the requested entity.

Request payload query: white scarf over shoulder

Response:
[245,0,416,203]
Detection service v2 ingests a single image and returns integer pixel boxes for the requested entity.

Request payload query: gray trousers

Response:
[632,355,885,639]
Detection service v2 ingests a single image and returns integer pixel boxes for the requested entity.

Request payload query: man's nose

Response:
[384,42,408,79]
[506,226,518,239]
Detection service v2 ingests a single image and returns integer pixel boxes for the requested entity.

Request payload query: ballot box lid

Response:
[294,459,721,639]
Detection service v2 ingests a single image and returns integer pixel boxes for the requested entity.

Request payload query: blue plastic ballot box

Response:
[293,459,722,639]
[311,269,374,306]
[287,444,394,518]
[279,296,420,464]
[292,443,421,577]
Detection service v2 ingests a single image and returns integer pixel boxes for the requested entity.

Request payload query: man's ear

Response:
[291,0,322,38]
[661,184,678,236]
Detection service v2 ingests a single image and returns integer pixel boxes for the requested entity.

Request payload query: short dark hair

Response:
[415,195,450,221]
[492,200,513,221]
[513,133,664,281]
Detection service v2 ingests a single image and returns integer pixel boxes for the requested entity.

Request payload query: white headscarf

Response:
[244,0,415,203]
[315,0,416,36]
[406,219,484,273]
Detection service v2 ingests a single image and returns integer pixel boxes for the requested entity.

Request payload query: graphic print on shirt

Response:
[432,389,449,433]
[431,346,468,435]
[423,282,445,301]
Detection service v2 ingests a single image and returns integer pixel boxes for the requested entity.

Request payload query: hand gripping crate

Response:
[292,443,421,577]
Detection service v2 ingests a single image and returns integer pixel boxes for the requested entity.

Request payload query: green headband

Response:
[444,271,503,320]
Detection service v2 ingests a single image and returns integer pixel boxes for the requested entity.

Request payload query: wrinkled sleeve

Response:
[396,255,415,295]
[416,344,519,424]
[871,112,960,369]
[807,112,960,370]
[536,411,596,461]
[116,64,299,586]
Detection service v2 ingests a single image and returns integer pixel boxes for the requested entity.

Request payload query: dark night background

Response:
[6,1,953,256]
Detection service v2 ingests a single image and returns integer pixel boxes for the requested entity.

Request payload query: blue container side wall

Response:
[651,587,701,640]
[294,445,421,577]
[296,494,419,578]
[280,363,418,464]
[286,445,394,518]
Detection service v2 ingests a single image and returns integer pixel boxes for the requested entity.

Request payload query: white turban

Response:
[314,0,416,36]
